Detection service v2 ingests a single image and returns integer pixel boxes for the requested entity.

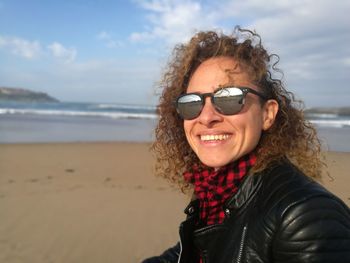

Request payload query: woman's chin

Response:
[199,157,233,169]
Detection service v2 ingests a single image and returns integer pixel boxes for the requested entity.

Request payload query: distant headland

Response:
[0,87,59,103]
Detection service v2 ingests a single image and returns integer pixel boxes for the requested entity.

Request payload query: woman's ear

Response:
[262,99,279,130]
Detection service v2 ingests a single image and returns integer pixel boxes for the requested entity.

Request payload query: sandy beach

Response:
[0,142,349,263]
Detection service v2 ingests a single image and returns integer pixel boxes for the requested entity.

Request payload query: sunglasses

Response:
[175,86,269,120]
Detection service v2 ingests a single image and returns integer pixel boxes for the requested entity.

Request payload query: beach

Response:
[0,143,187,263]
[0,142,349,263]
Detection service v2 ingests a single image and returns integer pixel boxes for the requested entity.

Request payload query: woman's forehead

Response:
[187,57,254,92]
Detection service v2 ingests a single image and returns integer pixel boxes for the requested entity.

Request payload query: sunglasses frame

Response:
[175,86,269,120]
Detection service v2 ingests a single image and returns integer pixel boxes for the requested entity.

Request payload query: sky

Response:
[0,0,349,107]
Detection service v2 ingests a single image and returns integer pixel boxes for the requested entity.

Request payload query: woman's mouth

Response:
[200,134,230,142]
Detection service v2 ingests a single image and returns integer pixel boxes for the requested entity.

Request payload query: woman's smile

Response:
[199,133,231,142]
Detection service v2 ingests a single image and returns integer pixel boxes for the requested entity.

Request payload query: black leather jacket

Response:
[143,161,350,263]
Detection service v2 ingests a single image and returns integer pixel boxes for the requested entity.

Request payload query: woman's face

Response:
[183,57,277,168]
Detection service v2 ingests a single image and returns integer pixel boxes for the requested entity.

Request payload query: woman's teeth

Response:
[200,134,230,141]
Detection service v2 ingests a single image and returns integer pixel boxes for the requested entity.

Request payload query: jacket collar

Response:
[184,170,264,217]
[224,172,263,210]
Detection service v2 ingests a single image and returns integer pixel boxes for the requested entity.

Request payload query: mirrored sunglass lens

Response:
[213,88,243,115]
[177,94,203,119]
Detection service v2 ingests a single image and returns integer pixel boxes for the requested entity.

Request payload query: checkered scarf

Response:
[184,153,256,225]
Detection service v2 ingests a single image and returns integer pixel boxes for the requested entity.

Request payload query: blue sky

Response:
[0,0,349,107]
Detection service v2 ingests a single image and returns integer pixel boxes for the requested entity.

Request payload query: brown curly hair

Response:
[151,26,324,191]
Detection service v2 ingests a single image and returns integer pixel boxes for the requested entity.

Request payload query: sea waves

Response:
[0,102,157,120]
[1,102,350,127]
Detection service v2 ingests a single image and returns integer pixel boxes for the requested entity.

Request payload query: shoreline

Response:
[1,142,349,263]
[1,113,350,151]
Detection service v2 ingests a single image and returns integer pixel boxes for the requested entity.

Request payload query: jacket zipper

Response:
[177,224,183,263]
[235,225,248,263]
[177,240,182,263]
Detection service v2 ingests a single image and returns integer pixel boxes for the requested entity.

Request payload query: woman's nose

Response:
[198,97,223,126]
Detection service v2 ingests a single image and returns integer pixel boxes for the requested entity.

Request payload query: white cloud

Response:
[97,31,110,40]
[130,0,217,45]
[96,31,123,48]
[233,0,350,99]
[0,35,42,59]
[344,57,350,66]
[129,31,153,42]
[132,0,350,107]
[47,42,77,63]
[132,0,350,50]
[0,35,78,63]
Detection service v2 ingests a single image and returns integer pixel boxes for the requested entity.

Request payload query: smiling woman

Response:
[153,27,323,188]
[142,27,350,263]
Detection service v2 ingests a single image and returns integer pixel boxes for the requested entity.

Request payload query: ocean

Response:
[1,101,350,152]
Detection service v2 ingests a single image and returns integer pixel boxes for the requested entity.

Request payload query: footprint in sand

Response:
[104,177,112,183]
[28,178,39,183]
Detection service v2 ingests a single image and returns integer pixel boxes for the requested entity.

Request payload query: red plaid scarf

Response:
[184,153,256,225]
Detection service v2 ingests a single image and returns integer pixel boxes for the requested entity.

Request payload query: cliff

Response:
[0,87,59,103]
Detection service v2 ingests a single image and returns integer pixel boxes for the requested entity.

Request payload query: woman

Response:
[143,27,350,263]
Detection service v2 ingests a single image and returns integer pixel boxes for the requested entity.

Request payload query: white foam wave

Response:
[1,107,349,126]
[91,103,156,111]
[0,108,157,120]
[307,113,339,119]
[310,119,350,128]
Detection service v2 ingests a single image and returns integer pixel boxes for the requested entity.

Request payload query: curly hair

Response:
[151,26,324,191]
